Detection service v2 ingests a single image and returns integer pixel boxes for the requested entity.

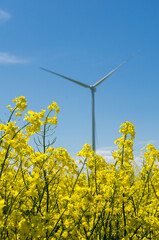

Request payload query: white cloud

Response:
[0,52,28,64]
[135,140,157,146]
[0,10,11,22]
[96,146,116,164]
[96,147,143,167]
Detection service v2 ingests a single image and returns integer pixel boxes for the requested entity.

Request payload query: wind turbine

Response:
[41,54,136,152]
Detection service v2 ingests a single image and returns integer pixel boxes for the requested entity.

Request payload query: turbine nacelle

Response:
[90,86,96,92]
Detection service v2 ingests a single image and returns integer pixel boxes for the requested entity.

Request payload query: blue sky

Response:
[0,0,159,162]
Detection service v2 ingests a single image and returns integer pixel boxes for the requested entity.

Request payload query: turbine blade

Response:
[92,52,138,88]
[40,67,90,88]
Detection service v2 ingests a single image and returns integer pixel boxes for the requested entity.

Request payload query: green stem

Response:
[0,122,30,179]
[122,193,127,237]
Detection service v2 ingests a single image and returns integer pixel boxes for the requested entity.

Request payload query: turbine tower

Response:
[41,54,136,152]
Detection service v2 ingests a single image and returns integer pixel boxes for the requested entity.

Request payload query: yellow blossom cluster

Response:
[47,101,60,114]
[0,97,159,239]
[7,96,27,117]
